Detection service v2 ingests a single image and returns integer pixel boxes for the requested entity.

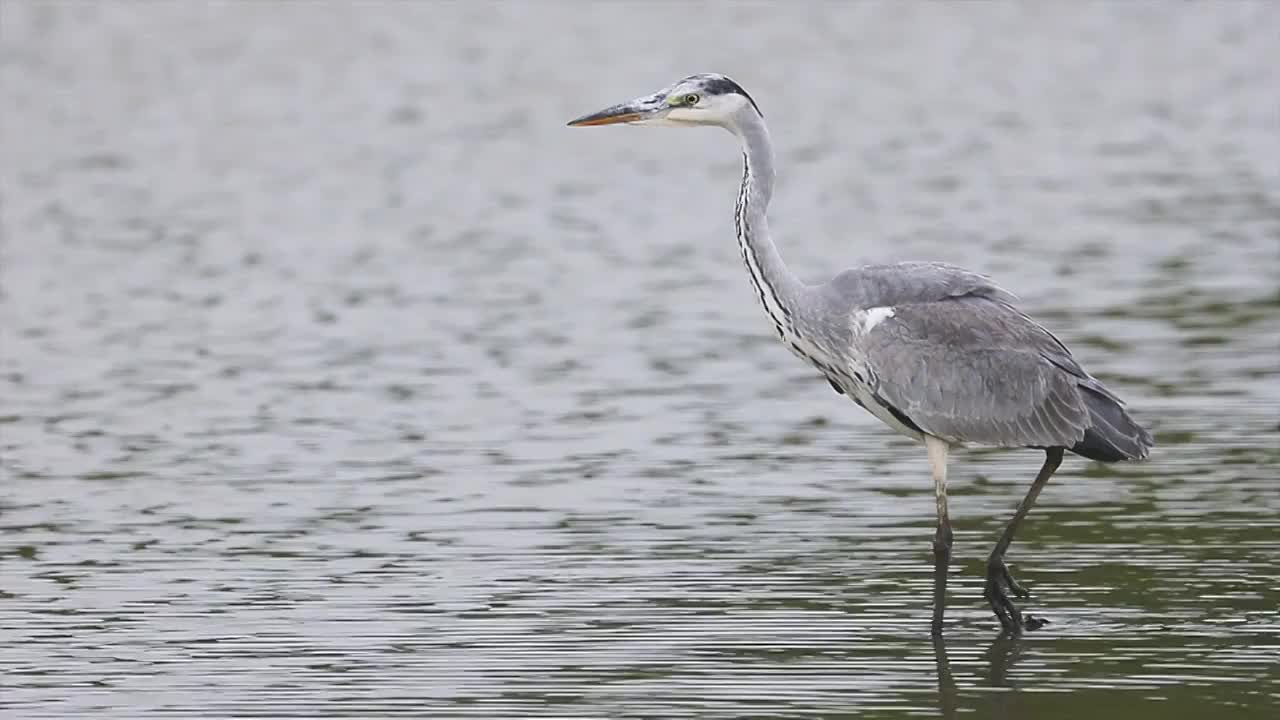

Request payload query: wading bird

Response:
[569,74,1153,635]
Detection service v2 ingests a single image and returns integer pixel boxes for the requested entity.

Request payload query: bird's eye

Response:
[684,94,700,106]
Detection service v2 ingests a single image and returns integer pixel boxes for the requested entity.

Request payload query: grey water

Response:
[2,2,1278,717]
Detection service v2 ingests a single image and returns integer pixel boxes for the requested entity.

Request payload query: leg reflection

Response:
[933,634,1030,719]
[931,634,958,720]
[984,633,1024,687]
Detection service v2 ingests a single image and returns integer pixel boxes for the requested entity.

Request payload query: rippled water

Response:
[2,2,1279,717]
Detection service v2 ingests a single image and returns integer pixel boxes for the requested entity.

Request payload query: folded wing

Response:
[859,296,1094,449]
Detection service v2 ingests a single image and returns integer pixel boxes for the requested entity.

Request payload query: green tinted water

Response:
[2,2,1278,717]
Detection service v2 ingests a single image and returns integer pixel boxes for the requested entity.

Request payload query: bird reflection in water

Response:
[932,634,1027,720]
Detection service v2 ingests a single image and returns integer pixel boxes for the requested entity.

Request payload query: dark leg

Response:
[932,523,954,635]
[985,447,1063,634]
[925,436,952,636]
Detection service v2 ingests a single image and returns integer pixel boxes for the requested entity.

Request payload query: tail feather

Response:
[1070,385,1154,462]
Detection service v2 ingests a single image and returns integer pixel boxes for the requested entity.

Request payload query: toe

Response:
[985,575,1026,634]
[1001,567,1030,599]
[1023,614,1049,631]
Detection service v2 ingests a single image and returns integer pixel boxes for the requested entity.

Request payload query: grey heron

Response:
[568,74,1153,635]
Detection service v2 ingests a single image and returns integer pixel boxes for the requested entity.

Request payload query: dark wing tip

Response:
[1070,385,1154,462]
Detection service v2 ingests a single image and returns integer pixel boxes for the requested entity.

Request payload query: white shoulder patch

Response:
[862,306,896,333]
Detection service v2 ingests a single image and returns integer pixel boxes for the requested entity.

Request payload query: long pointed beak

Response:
[567,99,661,127]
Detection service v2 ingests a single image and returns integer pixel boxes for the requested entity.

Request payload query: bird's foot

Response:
[995,561,1029,599]
[984,559,1046,634]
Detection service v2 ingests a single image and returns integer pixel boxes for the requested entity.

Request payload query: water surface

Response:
[2,2,1278,717]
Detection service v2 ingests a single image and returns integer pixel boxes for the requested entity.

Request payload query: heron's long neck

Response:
[733,112,804,340]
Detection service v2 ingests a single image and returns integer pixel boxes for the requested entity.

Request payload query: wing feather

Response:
[859,296,1091,448]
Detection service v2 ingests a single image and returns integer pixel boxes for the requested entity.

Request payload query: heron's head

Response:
[567,73,762,131]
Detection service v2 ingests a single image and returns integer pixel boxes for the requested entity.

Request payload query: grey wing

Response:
[828,261,1019,309]
[859,296,1094,448]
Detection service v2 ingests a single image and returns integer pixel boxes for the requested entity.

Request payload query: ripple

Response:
[3,1,1279,718]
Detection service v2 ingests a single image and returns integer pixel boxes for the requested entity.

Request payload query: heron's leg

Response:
[984,447,1063,634]
[925,436,953,636]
